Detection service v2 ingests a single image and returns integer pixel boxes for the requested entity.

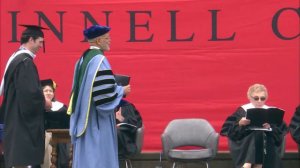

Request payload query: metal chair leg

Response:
[172,162,176,168]
[125,159,133,168]
[129,159,133,168]
[206,161,210,168]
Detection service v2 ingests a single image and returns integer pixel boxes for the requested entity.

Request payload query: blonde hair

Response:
[247,83,268,99]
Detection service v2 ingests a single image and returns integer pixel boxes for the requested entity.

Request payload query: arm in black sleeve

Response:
[268,122,288,146]
[221,108,250,141]
[290,105,300,144]
[122,103,142,127]
[14,57,45,132]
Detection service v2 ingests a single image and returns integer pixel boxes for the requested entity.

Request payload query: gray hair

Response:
[247,83,268,99]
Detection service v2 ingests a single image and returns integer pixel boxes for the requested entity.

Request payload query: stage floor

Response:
[0,151,299,168]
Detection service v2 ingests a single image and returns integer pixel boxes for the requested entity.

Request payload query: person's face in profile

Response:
[43,85,54,101]
[249,91,267,108]
[98,33,111,51]
[28,37,44,54]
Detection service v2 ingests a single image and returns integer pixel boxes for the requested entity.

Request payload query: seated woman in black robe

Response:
[115,99,143,160]
[290,105,300,153]
[41,79,70,168]
[220,83,287,168]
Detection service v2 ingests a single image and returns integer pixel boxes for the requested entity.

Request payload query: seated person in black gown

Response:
[290,105,300,153]
[220,83,287,168]
[115,99,143,160]
[41,79,70,168]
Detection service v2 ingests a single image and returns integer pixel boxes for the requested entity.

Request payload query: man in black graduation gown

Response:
[0,25,51,168]
[115,99,143,160]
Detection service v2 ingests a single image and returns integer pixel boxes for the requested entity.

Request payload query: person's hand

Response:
[238,117,250,126]
[115,107,124,122]
[262,123,271,129]
[123,85,131,96]
[45,98,52,111]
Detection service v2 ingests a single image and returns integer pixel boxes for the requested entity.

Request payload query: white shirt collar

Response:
[51,101,64,111]
[90,46,100,50]
[20,46,36,59]
[241,103,270,111]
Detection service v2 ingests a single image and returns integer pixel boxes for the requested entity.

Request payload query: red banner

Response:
[1,0,299,151]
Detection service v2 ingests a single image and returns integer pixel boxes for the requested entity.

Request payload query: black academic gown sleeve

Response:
[14,55,45,141]
[116,100,143,159]
[45,104,69,129]
[121,103,142,128]
[221,107,287,168]
[290,105,300,145]
[221,107,252,141]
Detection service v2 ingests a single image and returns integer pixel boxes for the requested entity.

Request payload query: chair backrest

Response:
[135,125,144,154]
[161,118,219,158]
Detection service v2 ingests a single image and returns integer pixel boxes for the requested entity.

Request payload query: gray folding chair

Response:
[161,119,219,168]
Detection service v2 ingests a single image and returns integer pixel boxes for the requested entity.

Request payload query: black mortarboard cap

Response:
[83,25,111,39]
[20,24,48,38]
[41,79,57,90]
[19,24,49,52]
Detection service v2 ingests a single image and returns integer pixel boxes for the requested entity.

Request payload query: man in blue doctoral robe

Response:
[68,25,131,168]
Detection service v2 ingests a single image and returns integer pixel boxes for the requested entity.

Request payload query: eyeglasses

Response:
[252,96,266,101]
